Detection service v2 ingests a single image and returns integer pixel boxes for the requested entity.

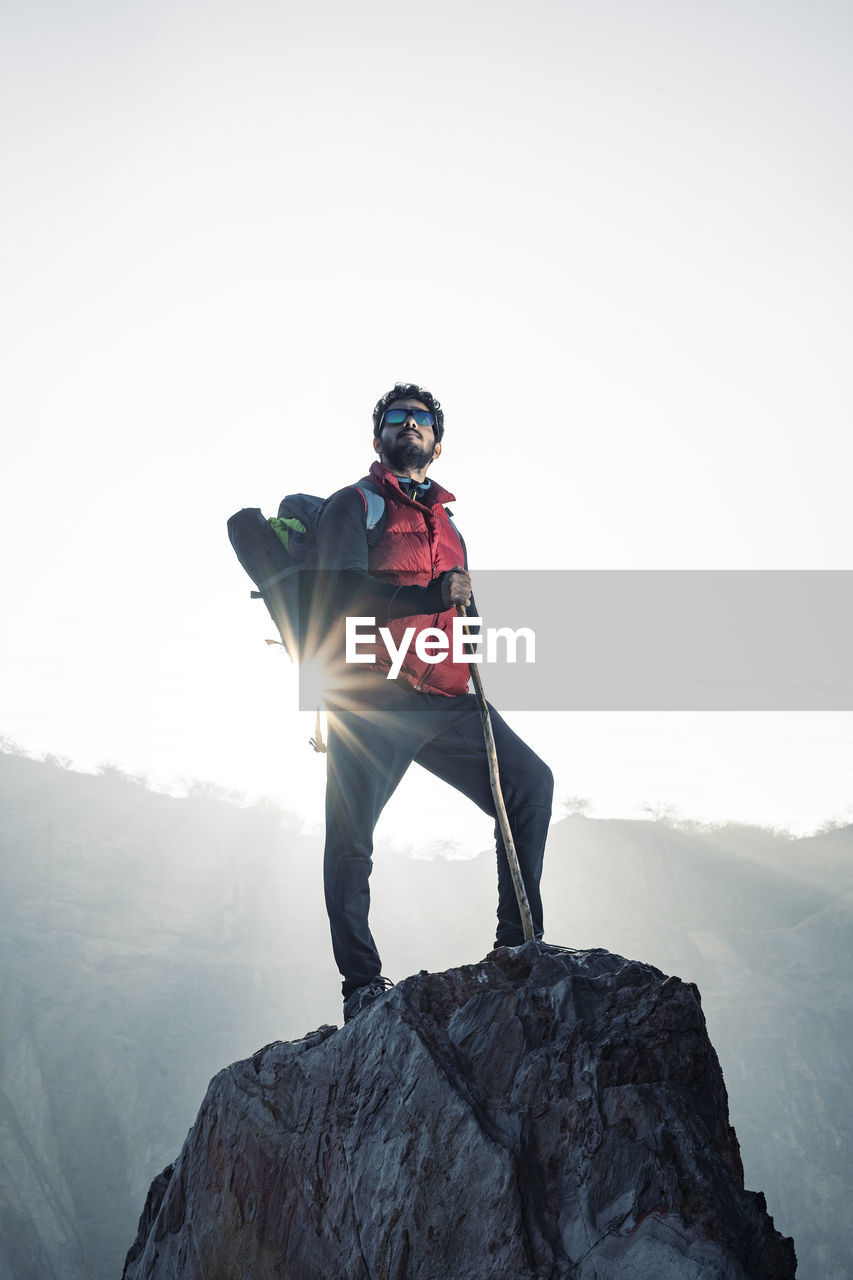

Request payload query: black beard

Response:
[383,436,435,472]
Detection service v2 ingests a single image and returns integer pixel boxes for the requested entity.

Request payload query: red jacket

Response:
[360,461,470,696]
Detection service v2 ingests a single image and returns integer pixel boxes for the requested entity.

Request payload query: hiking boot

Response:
[343,975,394,1023]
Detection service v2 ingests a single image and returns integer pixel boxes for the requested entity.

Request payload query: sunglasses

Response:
[383,408,435,428]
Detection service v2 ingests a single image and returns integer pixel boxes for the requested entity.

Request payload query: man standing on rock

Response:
[317,382,554,1022]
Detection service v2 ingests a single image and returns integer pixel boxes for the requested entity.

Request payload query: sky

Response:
[2,0,852,850]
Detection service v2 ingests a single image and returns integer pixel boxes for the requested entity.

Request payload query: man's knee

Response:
[540,758,554,805]
[522,756,553,811]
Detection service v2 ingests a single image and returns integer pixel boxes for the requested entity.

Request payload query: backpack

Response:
[227,483,387,663]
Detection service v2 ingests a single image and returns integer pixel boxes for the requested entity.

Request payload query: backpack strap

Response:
[309,706,327,754]
[351,480,387,543]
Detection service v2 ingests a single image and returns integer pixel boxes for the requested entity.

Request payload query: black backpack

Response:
[227,484,386,662]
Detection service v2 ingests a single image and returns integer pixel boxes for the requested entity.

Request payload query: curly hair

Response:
[372,382,444,441]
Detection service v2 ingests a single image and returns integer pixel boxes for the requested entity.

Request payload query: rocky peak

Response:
[123,945,796,1279]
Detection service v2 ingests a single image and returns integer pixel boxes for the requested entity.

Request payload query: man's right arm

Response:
[317,488,451,622]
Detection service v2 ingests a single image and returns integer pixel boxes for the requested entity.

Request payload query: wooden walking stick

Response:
[457,604,536,943]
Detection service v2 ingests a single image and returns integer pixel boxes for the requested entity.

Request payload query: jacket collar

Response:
[369,460,456,507]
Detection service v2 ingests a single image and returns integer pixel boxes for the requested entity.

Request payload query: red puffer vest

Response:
[358,461,470,696]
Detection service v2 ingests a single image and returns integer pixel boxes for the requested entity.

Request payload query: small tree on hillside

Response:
[562,795,593,817]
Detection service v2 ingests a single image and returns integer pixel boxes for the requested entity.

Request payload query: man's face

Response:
[375,398,440,473]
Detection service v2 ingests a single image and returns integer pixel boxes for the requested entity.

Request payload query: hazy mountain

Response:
[0,750,850,1278]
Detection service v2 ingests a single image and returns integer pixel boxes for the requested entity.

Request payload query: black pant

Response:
[323,676,553,997]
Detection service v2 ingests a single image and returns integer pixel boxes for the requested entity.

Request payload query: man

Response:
[317,382,554,1022]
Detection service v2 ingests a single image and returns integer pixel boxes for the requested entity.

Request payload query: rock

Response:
[125,944,796,1279]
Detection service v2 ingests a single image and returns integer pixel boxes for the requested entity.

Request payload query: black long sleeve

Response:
[317,487,448,622]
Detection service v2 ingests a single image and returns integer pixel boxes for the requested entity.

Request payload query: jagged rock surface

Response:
[124,945,794,1280]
